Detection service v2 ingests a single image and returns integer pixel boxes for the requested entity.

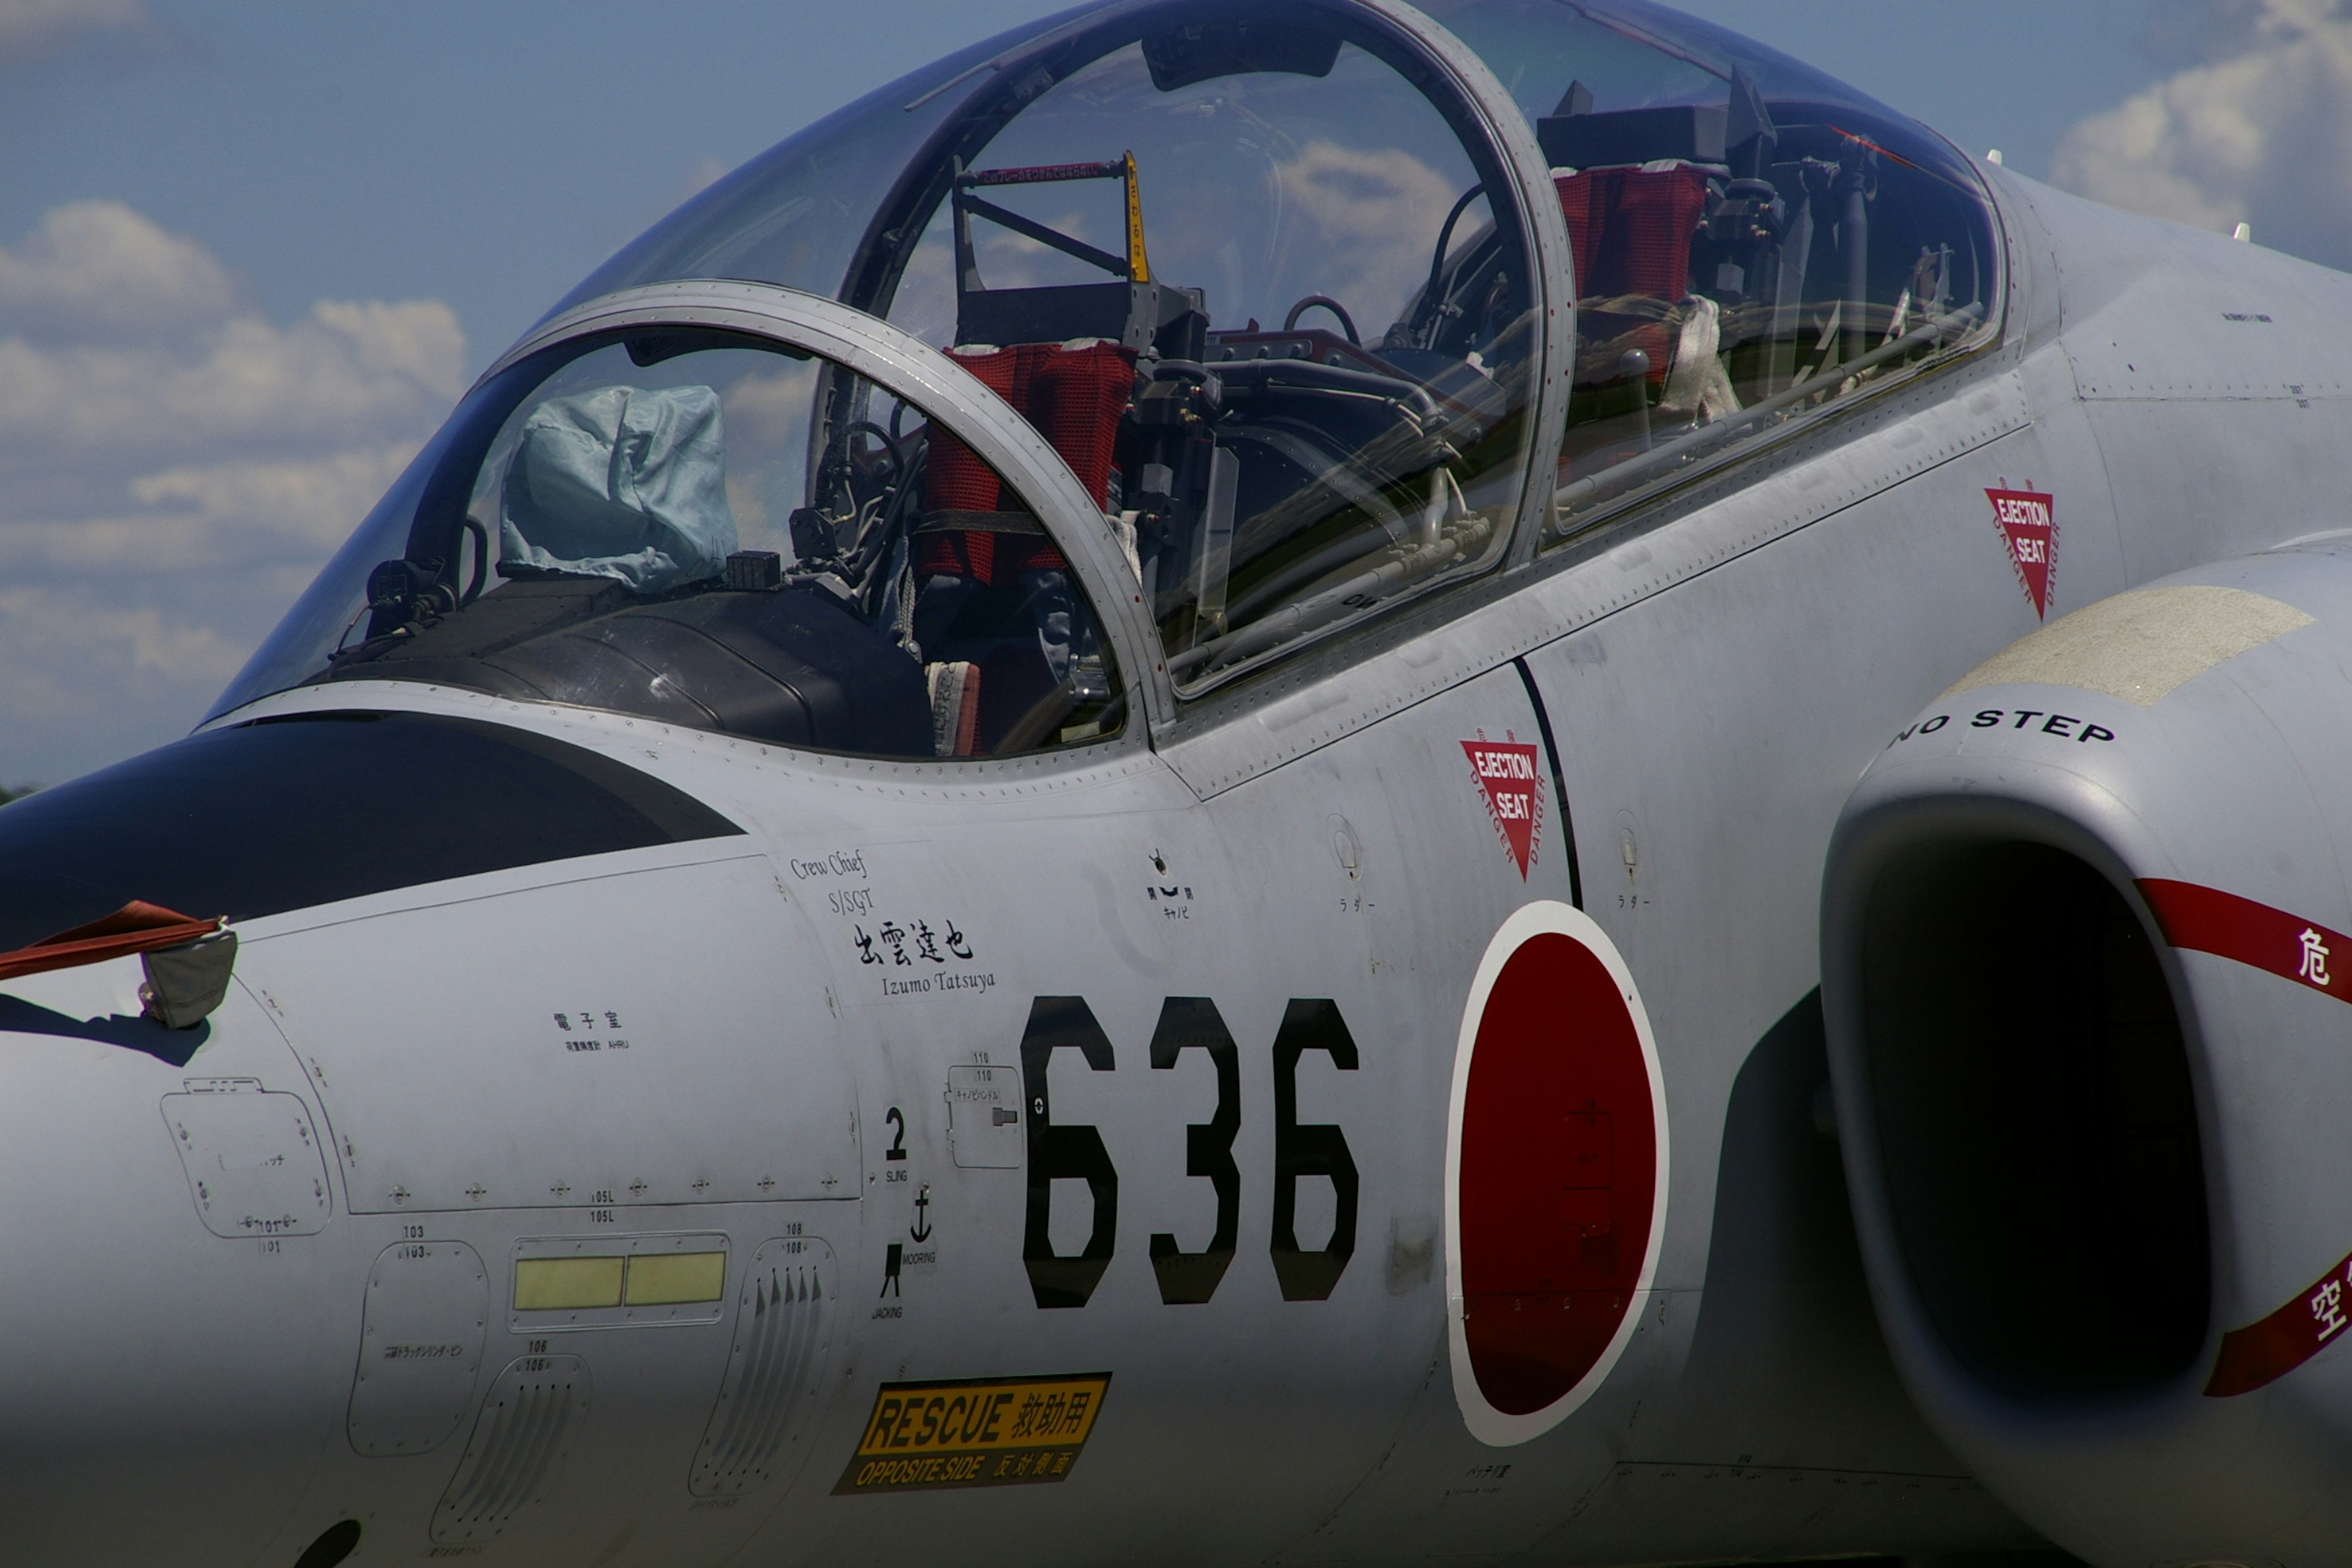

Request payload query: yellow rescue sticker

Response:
[834,1372,1111,1494]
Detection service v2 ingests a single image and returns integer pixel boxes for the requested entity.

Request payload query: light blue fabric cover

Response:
[497,384,737,592]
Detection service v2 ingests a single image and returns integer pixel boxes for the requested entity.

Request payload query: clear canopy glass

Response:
[533,0,1547,694]
[1424,0,2000,530]
[221,0,2001,739]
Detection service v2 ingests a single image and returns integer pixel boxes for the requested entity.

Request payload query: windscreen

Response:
[227,0,2000,731]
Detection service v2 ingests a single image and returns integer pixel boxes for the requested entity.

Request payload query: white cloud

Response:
[0,301,462,461]
[0,513,249,575]
[0,204,463,470]
[678,156,730,203]
[130,442,426,551]
[0,586,246,703]
[312,298,467,404]
[0,0,144,66]
[0,200,232,341]
[1272,140,1463,325]
[0,581,253,791]
[0,200,464,784]
[2053,0,2352,269]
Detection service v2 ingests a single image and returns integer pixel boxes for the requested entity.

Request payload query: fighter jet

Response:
[1,2,2343,1565]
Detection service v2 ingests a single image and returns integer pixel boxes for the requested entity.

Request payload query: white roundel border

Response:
[1444,900,1672,1447]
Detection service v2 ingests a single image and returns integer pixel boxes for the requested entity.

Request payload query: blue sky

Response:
[0,1,2169,379]
[0,0,2324,783]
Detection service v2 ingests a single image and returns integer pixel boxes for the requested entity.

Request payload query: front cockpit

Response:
[317,325,1123,760]
[209,0,2000,755]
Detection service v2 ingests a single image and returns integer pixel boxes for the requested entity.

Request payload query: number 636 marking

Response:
[1019,995,1358,1311]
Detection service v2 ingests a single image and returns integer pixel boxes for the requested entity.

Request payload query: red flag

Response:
[0,902,222,983]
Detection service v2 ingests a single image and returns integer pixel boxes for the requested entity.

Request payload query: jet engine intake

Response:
[1820,545,2352,1567]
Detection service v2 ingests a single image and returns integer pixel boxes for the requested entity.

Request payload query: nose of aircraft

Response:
[0,688,871,1567]
[0,946,361,1568]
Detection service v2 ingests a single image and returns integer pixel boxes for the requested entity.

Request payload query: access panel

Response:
[247,853,857,1212]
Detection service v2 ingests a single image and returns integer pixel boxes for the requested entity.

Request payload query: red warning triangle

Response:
[1462,737,1543,880]
[1988,486,2057,620]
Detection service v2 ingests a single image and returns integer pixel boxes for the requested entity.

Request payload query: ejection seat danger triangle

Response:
[1988,483,2057,620]
[1463,735,1544,880]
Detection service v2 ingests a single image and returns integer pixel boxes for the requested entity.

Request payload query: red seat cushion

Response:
[921,340,1131,584]
[1554,164,1708,385]
[1608,165,1709,298]
[924,347,1027,513]
[1029,341,1136,508]
[1555,171,1607,306]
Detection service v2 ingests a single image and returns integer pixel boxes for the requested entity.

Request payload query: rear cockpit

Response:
[209,0,2001,750]
[863,15,1535,692]
[1495,5,1999,526]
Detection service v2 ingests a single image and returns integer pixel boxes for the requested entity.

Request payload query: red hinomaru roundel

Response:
[1446,902,1669,1446]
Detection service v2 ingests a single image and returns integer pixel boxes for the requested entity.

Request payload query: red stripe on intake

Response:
[2136,879,2349,1002]
[2207,1248,2352,1396]
[2137,878,2352,1394]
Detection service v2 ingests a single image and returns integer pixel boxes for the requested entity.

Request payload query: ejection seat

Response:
[1540,79,1771,462]
[914,154,1204,753]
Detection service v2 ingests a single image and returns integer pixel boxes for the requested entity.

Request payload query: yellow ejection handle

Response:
[1123,151,1151,285]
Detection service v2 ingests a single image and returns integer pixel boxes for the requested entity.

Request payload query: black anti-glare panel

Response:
[329,581,934,760]
[0,712,740,951]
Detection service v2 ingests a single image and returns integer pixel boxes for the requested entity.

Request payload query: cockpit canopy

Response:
[216,0,1998,753]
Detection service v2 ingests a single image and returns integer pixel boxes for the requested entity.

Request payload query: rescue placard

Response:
[834,1373,1111,1494]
